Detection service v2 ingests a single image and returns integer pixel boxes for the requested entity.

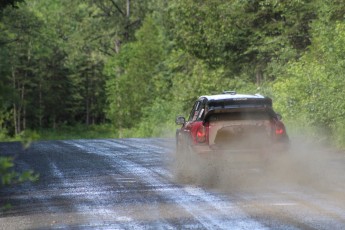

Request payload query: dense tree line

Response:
[0,0,345,146]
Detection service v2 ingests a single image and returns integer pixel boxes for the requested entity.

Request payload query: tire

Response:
[175,136,199,184]
[175,139,219,187]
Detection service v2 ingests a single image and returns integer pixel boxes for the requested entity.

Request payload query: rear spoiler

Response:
[207,97,272,108]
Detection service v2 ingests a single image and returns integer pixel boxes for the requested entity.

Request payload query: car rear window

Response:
[208,111,271,121]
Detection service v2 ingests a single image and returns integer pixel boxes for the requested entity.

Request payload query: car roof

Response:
[199,93,265,101]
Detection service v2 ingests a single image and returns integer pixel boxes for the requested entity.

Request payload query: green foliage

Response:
[0,156,39,187]
[105,15,166,131]
[123,99,181,138]
[0,0,24,13]
[1,0,345,150]
[271,11,345,147]
[0,0,110,134]
[37,124,116,140]
[17,129,40,149]
[168,0,314,82]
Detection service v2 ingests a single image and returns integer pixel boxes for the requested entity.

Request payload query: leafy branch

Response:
[0,156,39,187]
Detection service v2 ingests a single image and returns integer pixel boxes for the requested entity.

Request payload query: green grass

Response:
[37,124,117,140]
[1,123,176,142]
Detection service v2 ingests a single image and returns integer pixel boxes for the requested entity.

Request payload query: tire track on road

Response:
[67,139,267,229]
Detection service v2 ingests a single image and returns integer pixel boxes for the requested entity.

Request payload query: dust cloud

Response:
[172,135,345,195]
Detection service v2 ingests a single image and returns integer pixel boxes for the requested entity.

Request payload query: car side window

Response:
[188,101,200,121]
[197,107,205,120]
[196,101,205,121]
[188,100,206,122]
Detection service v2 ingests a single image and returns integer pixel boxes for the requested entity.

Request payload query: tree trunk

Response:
[86,98,90,126]
[124,0,130,41]
[114,0,131,53]
[23,105,26,131]
[91,96,95,125]
[256,71,261,86]
[85,72,90,126]
[255,67,262,86]
[39,81,42,128]
[12,67,18,135]
[114,39,121,53]
[53,116,56,129]
[21,83,25,132]
[23,41,31,131]
[126,0,130,18]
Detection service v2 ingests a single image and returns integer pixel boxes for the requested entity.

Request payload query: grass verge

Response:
[37,124,117,140]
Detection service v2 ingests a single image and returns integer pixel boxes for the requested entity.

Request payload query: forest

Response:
[1,0,345,147]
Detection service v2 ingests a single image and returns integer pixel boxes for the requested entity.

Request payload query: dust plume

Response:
[172,135,345,195]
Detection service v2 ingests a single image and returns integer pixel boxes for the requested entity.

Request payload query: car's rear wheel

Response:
[175,141,198,184]
[175,139,219,186]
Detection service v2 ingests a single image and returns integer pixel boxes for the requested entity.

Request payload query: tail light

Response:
[276,128,284,135]
[196,125,207,143]
[275,123,285,135]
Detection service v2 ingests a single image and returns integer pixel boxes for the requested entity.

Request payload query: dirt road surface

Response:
[1,138,345,229]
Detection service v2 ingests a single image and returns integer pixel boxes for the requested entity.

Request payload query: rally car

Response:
[175,91,289,155]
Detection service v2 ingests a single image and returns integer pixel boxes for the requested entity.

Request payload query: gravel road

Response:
[0,138,345,229]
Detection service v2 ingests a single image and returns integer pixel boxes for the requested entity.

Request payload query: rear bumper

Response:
[191,142,290,155]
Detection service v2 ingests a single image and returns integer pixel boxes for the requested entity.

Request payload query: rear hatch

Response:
[206,110,273,151]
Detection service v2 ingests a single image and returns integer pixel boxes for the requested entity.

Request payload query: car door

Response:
[181,99,205,145]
